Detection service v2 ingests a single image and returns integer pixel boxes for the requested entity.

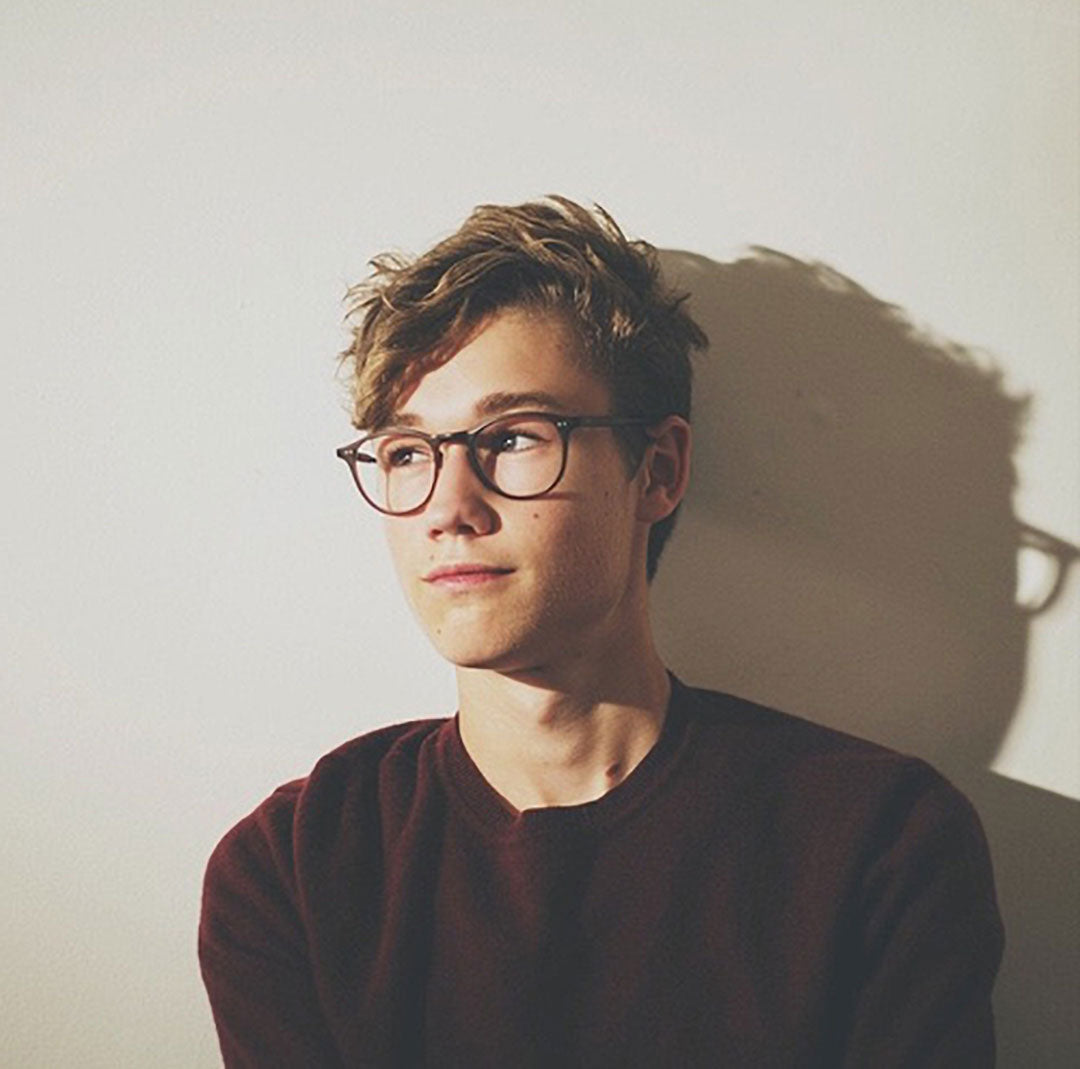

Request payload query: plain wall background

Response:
[3,1,1077,1065]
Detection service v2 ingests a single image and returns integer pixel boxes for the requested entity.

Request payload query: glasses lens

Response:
[475,414,564,497]
[355,433,436,513]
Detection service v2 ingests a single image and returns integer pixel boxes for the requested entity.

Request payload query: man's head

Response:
[340,196,707,581]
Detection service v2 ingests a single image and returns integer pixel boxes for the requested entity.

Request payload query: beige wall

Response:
[3,1,1076,1064]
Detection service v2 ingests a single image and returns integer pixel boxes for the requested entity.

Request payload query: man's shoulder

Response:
[205,716,448,879]
[308,714,449,788]
[677,680,992,888]
[681,678,904,757]
[677,679,965,814]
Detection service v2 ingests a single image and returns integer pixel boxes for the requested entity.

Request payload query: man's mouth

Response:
[422,564,514,586]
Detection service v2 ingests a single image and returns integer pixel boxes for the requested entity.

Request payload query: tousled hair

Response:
[339,195,707,580]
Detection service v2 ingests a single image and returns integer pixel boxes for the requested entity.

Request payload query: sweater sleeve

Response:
[198,786,343,1068]
[840,767,1004,1068]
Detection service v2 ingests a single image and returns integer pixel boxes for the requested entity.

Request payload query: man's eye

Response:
[496,433,530,452]
[388,447,416,466]
[483,428,543,453]
[383,442,432,468]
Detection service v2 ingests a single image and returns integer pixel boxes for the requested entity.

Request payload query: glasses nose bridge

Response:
[430,427,473,454]
[429,427,476,471]
[427,427,487,497]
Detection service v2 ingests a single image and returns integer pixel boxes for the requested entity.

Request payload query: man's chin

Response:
[431,638,535,674]
[439,649,519,672]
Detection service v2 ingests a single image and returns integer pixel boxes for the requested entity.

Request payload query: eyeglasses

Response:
[336,410,657,516]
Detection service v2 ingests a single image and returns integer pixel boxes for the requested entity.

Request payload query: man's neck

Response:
[454,643,672,813]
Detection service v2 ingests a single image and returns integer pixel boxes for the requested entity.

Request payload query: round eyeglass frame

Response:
[335,410,658,516]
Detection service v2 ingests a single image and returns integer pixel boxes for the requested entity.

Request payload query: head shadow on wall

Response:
[652,246,1072,777]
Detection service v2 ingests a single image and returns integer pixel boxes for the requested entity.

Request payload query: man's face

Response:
[382,307,650,675]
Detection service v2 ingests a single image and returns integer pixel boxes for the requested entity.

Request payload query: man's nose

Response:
[424,442,497,537]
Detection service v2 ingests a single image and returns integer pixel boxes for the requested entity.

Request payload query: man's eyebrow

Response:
[391,391,569,428]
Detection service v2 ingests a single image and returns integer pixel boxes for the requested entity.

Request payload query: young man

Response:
[199,197,1003,1066]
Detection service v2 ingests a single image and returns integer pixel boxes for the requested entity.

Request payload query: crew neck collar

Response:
[436,671,696,840]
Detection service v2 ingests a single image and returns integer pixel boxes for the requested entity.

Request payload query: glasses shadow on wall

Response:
[651,248,1079,1068]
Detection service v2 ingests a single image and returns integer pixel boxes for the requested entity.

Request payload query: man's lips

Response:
[422,564,514,584]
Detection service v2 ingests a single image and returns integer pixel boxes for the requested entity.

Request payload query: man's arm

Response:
[199,788,342,1068]
[839,769,1004,1067]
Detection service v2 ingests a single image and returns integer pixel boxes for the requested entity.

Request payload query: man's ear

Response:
[635,415,692,523]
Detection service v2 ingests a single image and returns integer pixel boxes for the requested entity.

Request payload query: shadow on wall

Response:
[651,248,1079,1069]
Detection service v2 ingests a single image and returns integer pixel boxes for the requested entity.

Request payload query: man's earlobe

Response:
[637,416,691,523]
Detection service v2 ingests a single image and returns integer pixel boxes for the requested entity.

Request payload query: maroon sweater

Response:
[199,676,1002,1067]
